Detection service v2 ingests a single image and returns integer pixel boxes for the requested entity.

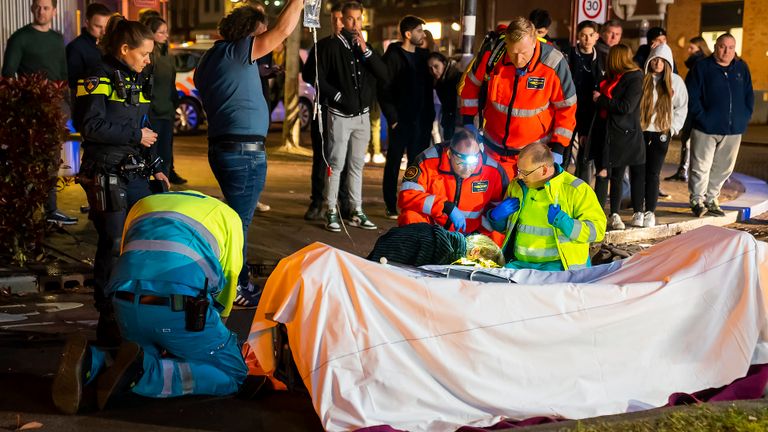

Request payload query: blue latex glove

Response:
[552,152,563,165]
[489,197,520,221]
[449,207,466,233]
[548,204,575,235]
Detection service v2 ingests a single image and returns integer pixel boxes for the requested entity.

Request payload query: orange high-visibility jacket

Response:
[460,41,577,155]
[397,143,509,236]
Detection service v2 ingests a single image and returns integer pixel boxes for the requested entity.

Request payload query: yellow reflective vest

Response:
[500,167,606,270]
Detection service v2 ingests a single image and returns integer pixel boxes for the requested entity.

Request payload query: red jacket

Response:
[398,143,509,238]
[460,41,577,159]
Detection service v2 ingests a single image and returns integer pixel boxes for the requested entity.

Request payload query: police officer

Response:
[52,191,249,414]
[74,15,168,346]
[397,129,509,242]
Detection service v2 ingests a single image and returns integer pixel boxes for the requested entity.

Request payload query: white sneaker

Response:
[609,213,625,230]
[256,201,271,212]
[630,212,644,227]
[643,211,656,227]
[364,153,371,163]
[372,153,386,164]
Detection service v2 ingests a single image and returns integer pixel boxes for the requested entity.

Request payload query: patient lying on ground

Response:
[367,223,504,267]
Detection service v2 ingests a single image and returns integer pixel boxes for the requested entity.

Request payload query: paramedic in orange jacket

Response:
[460,16,577,178]
[397,129,509,241]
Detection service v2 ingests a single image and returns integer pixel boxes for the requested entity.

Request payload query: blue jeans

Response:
[110,292,247,398]
[208,147,267,287]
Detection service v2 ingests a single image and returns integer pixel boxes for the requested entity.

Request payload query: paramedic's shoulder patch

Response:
[83,76,100,94]
[403,166,420,181]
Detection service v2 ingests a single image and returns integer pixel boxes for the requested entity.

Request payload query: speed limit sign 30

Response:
[577,0,607,24]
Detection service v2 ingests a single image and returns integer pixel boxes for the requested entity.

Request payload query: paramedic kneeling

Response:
[397,128,509,239]
[488,143,606,270]
[52,191,251,414]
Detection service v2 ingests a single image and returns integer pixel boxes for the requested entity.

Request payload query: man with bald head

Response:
[686,33,753,218]
[397,129,509,241]
[489,143,605,270]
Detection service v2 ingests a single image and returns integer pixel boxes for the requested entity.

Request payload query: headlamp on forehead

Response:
[451,149,480,166]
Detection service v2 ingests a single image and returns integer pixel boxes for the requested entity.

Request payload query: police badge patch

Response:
[403,166,420,181]
[84,77,100,94]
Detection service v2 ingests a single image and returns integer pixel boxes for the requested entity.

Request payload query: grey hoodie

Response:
[642,43,688,135]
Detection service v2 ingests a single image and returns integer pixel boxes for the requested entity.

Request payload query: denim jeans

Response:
[208,146,267,287]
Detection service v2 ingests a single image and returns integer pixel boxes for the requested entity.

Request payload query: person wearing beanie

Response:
[634,26,667,70]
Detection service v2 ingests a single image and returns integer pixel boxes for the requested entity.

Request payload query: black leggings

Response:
[642,131,670,212]
[594,165,644,214]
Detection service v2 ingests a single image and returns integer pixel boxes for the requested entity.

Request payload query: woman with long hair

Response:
[666,36,711,182]
[636,43,688,227]
[73,15,164,345]
[142,15,186,184]
[427,51,461,140]
[590,44,644,230]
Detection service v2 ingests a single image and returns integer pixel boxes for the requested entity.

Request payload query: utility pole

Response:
[460,0,478,68]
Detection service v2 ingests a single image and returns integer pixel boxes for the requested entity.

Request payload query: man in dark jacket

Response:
[317,1,388,232]
[302,3,343,221]
[686,33,753,218]
[567,20,604,182]
[379,15,435,219]
[595,19,622,64]
[66,3,110,92]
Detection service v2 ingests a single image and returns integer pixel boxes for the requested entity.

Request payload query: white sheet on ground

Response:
[245,226,768,432]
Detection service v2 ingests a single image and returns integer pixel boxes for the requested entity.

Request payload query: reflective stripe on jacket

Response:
[107,191,244,318]
[397,143,509,237]
[460,41,577,152]
[497,166,606,270]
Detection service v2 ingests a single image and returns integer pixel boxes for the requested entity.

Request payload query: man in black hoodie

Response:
[316,1,388,232]
[379,15,435,219]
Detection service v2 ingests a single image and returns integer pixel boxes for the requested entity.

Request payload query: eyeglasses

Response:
[517,164,545,178]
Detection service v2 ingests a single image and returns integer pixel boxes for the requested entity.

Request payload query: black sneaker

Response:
[52,333,90,414]
[385,208,399,220]
[47,210,78,225]
[96,341,143,410]
[168,171,188,185]
[706,201,726,217]
[658,190,671,199]
[303,203,323,221]
[664,170,688,182]
[691,203,708,218]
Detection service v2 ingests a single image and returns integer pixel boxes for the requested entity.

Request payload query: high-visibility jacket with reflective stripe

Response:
[74,55,153,163]
[398,143,509,237]
[460,41,577,154]
[494,166,606,270]
[107,191,244,318]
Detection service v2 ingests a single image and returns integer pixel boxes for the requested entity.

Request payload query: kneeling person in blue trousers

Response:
[52,191,254,414]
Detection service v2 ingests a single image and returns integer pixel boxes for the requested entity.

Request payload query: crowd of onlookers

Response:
[2,0,755,305]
